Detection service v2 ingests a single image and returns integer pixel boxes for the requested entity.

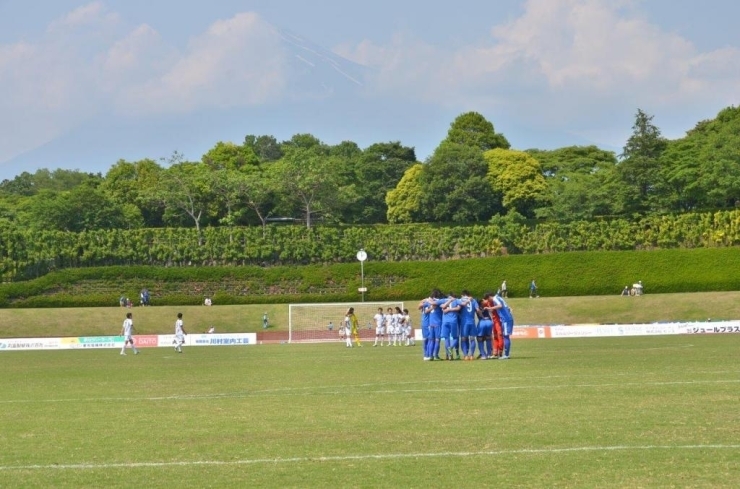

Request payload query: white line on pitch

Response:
[1,444,739,471]
[0,379,738,405]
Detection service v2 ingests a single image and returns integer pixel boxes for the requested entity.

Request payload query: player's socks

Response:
[461,339,468,357]
[477,340,485,357]
[486,339,493,358]
[504,337,511,357]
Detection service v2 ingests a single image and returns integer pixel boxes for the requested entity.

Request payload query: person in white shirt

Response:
[373,307,386,346]
[174,313,187,353]
[120,312,139,356]
[403,309,415,346]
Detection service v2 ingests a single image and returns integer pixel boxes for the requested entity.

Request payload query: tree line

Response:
[1,107,739,239]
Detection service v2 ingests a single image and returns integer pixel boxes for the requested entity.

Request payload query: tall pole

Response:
[356,249,368,302]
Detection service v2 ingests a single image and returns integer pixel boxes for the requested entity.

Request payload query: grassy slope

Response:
[1,291,740,338]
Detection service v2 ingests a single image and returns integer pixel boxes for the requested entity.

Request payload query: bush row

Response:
[2,247,739,307]
[1,210,740,281]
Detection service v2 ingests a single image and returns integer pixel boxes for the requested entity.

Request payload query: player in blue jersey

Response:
[495,291,515,359]
[440,292,461,360]
[458,290,479,361]
[424,290,444,360]
[418,297,431,359]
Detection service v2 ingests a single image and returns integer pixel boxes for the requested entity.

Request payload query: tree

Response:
[244,135,283,162]
[281,133,323,151]
[212,168,275,236]
[484,149,548,218]
[22,183,134,232]
[346,142,416,223]
[420,142,500,222]
[101,159,165,228]
[153,162,215,244]
[444,112,510,151]
[270,146,355,228]
[619,109,668,213]
[386,164,424,224]
[659,106,740,212]
[202,142,259,170]
[528,146,624,220]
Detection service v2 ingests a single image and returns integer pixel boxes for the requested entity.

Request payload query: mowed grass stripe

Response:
[1,444,740,471]
[1,378,739,404]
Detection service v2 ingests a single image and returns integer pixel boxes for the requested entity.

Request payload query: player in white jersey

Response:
[392,306,403,346]
[119,312,139,355]
[403,308,415,346]
[174,312,187,353]
[384,307,394,346]
[373,307,386,346]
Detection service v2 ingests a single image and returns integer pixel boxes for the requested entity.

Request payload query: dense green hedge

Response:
[2,210,740,282]
[2,247,739,307]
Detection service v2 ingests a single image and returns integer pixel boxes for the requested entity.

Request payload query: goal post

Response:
[288,302,405,344]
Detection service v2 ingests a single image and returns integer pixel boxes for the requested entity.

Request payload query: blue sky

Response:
[0,0,738,179]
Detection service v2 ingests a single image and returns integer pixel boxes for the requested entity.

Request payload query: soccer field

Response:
[1,336,739,488]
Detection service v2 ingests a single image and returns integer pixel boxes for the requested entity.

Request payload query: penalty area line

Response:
[1,444,739,471]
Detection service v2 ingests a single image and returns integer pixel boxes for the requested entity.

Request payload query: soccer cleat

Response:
[134,351,139,355]
[501,355,509,360]
[120,352,126,356]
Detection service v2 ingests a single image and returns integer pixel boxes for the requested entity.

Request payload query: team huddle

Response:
[419,289,514,361]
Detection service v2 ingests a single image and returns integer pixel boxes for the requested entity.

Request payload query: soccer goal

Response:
[288,302,405,343]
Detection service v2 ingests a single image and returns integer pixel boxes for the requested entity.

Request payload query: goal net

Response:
[288,302,405,344]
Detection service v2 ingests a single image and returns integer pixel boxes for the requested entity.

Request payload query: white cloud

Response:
[119,13,287,114]
[47,1,120,32]
[0,4,288,163]
[337,0,740,143]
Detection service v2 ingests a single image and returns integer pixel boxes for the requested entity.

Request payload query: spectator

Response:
[140,288,150,306]
[262,312,269,329]
[119,295,126,307]
[207,326,215,334]
[501,280,508,298]
[328,321,334,331]
[621,286,630,296]
[529,279,538,298]
[204,297,212,306]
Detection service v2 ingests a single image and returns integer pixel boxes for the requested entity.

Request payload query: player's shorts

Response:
[477,319,493,338]
[421,325,430,339]
[175,334,185,345]
[441,322,458,339]
[461,323,477,337]
[501,320,513,336]
[404,327,411,336]
[124,334,133,343]
[428,325,441,340]
[375,326,385,335]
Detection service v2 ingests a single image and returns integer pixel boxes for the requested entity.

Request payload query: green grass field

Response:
[1,335,739,488]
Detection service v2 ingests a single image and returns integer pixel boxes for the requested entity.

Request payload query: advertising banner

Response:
[188,333,256,346]
[133,335,159,348]
[0,337,60,351]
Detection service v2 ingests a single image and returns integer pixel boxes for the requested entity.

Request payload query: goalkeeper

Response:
[345,307,362,347]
